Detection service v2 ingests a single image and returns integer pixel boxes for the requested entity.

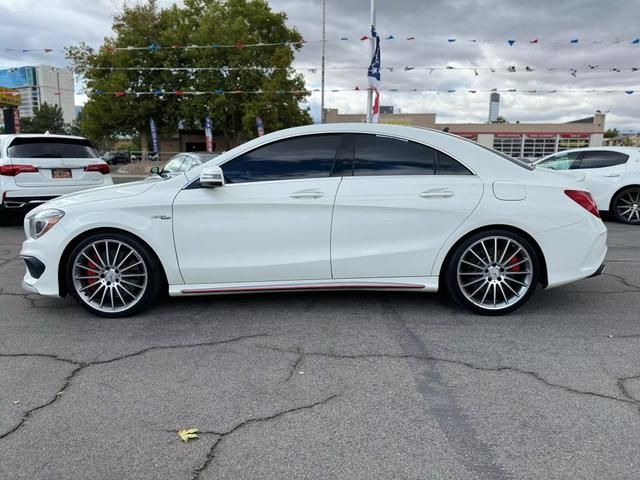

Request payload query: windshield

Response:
[9,138,99,159]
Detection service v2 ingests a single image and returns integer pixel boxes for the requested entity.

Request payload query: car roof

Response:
[0,133,87,141]
[549,146,640,155]
[0,133,91,152]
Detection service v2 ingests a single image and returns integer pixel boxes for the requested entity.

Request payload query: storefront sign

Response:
[0,87,21,107]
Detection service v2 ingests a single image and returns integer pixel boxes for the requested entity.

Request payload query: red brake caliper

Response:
[507,255,521,272]
[84,256,100,286]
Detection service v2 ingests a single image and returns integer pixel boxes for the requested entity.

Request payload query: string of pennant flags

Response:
[3,35,640,54]
[81,65,640,76]
[4,64,637,78]
[57,87,638,97]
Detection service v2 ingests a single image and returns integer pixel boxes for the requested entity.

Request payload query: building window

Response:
[523,137,556,158]
[558,138,589,151]
[493,136,523,157]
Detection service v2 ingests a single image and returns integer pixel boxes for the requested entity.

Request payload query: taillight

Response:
[84,163,110,174]
[565,189,600,217]
[0,164,39,176]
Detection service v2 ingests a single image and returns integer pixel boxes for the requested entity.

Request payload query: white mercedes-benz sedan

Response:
[20,124,607,317]
[534,147,640,225]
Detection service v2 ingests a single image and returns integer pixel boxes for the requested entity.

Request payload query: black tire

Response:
[65,232,163,318]
[444,229,540,315]
[611,187,640,225]
[0,211,11,227]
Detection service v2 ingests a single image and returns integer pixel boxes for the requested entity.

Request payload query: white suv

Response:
[0,134,113,224]
[535,147,640,224]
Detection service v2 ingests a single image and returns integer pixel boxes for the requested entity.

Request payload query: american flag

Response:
[367,26,381,123]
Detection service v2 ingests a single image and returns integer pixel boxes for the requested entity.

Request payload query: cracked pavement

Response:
[1,220,639,479]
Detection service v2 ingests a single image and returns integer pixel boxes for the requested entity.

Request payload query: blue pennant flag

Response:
[367,26,381,123]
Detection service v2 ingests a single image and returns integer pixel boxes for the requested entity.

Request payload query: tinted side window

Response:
[437,151,472,175]
[354,135,435,176]
[537,152,581,171]
[578,151,629,169]
[223,134,342,183]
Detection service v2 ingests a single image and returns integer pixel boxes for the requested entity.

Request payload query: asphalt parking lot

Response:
[1,220,639,480]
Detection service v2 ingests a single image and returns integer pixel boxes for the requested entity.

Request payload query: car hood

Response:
[30,180,160,214]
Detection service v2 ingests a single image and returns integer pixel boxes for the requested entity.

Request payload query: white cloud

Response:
[2,0,639,131]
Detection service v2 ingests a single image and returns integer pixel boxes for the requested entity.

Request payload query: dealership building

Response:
[324,108,605,159]
[0,65,75,123]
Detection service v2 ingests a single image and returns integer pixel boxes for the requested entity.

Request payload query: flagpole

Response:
[366,0,375,122]
[320,0,326,123]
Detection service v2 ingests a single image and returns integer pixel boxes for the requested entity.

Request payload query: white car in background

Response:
[149,151,220,178]
[0,134,112,224]
[20,124,607,318]
[534,147,640,224]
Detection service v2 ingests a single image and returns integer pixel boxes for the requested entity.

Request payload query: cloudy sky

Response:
[2,0,639,131]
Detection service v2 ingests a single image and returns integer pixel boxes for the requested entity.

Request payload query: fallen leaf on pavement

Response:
[177,428,199,442]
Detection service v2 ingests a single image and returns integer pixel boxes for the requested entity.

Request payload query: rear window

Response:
[8,137,99,159]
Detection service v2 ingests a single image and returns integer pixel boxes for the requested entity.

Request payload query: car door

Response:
[172,134,344,285]
[331,133,484,279]
[574,151,630,207]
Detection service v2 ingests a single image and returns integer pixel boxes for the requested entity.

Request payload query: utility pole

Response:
[55,68,62,110]
[320,0,326,123]
[366,0,375,123]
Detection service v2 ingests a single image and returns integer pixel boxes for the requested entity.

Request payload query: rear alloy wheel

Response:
[612,188,640,225]
[66,233,163,317]
[446,230,540,315]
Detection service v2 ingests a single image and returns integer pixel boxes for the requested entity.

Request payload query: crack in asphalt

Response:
[258,345,640,408]
[617,375,640,413]
[0,364,84,441]
[602,272,640,291]
[184,393,340,480]
[0,334,269,441]
[0,289,74,309]
[283,347,305,382]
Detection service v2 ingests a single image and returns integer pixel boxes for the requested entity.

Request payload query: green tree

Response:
[493,116,508,124]
[67,0,311,150]
[20,102,65,134]
[604,128,619,138]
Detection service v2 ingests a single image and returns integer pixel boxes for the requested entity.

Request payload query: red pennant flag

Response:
[175,90,184,95]
[106,47,114,53]
[44,48,53,53]
[115,91,125,97]
[406,36,416,40]
[234,42,245,49]
[360,35,369,41]
[355,85,360,90]
[529,39,539,44]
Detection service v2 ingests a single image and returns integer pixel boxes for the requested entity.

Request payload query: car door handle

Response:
[604,173,622,178]
[419,189,454,198]
[290,190,324,199]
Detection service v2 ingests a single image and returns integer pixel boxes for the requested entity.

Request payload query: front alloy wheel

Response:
[446,230,540,315]
[612,188,640,225]
[66,233,162,317]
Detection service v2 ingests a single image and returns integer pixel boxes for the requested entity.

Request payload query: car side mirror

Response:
[150,166,160,175]
[200,165,225,188]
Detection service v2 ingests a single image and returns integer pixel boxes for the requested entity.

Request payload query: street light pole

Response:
[320,0,326,123]
[55,69,62,110]
[366,0,375,123]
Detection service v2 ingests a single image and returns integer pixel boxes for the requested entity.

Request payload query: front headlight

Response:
[28,209,65,239]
